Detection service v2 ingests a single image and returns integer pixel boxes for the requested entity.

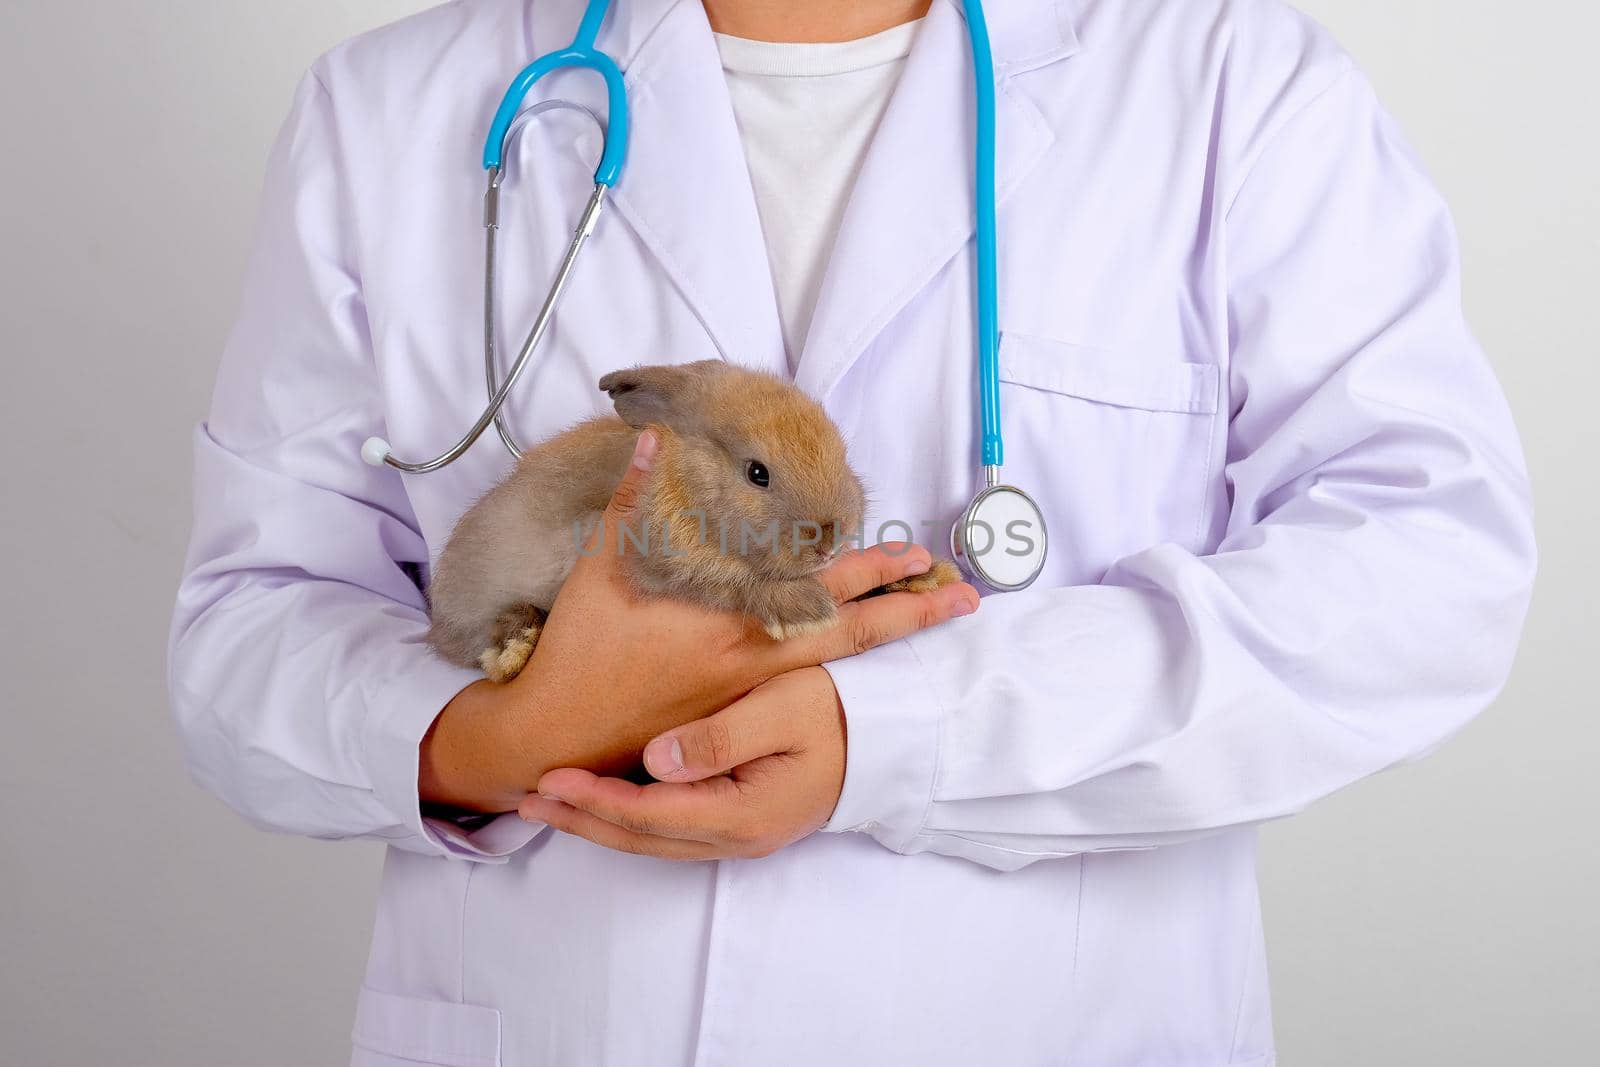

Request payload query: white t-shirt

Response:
[714,20,921,372]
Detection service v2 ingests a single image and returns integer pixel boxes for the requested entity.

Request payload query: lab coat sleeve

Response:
[167,71,540,862]
[822,69,1536,871]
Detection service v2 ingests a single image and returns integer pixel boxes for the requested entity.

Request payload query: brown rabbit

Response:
[426,360,960,682]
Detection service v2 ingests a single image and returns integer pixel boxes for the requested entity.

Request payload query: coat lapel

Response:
[793,0,1080,400]
[536,0,1079,387]
[576,0,789,376]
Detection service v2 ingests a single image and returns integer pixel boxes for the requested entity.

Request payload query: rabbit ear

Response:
[598,361,723,430]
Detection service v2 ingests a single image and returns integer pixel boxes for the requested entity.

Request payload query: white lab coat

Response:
[168,0,1536,1064]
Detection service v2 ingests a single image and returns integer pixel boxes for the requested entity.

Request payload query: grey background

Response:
[1,1,1594,1063]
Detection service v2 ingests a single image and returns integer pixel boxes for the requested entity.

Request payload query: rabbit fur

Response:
[425,360,961,681]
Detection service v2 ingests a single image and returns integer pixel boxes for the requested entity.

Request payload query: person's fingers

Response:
[815,542,932,604]
[577,429,659,560]
[606,429,658,518]
[775,580,980,671]
[519,795,722,860]
[535,768,746,843]
[640,690,794,783]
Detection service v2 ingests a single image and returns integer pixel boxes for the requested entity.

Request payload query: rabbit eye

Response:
[746,460,771,488]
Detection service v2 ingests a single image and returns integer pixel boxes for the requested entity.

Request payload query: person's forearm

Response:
[418,674,685,814]
[418,680,524,813]
[416,495,975,815]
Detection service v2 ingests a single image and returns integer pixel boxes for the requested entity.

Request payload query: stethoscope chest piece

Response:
[951,480,1049,592]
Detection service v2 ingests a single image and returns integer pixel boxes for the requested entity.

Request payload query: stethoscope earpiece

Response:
[360,437,393,468]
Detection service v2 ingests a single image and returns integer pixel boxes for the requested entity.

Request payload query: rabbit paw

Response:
[880,558,964,595]
[478,603,547,683]
[757,580,840,642]
[763,614,840,642]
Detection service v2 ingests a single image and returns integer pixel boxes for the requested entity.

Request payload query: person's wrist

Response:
[798,666,848,816]
[419,679,525,813]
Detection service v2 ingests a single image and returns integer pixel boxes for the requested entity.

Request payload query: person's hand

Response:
[420,430,978,813]
[518,666,849,859]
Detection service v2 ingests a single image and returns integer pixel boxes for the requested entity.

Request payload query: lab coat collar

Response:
[580,0,791,376]
[577,0,1081,73]
[562,0,1081,386]
[794,0,1078,399]
[945,0,1083,74]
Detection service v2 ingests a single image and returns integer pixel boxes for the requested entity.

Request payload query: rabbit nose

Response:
[797,524,832,560]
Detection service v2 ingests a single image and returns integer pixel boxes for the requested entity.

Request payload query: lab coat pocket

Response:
[350,986,502,1067]
[997,331,1220,581]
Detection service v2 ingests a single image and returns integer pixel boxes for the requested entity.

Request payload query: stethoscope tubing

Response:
[366,0,1019,510]
[482,0,627,178]
[962,0,1004,475]
[363,175,608,474]
[364,0,627,472]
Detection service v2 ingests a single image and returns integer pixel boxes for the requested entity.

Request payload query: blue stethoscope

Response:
[360,0,1047,591]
